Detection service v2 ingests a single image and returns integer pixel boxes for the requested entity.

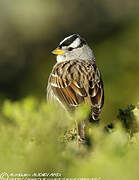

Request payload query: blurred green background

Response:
[0,0,139,122]
[0,0,139,179]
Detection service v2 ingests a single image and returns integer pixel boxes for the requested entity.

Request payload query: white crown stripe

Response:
[70,38,80,48]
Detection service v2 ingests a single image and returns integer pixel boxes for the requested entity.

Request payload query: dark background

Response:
[0,0,139,122]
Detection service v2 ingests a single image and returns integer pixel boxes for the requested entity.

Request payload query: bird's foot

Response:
[77,135,87,144]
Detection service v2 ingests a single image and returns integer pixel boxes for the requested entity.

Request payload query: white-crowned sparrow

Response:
[47,34,104,141]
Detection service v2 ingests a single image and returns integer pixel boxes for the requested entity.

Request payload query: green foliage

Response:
[0,97,139,179]
[117,104,138,135]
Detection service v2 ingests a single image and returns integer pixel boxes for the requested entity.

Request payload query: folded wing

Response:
[47,60,104,119]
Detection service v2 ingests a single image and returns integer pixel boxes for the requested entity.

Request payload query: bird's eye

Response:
[68,47,73,51]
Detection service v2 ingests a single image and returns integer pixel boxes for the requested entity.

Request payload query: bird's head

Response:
[52,34,95,62]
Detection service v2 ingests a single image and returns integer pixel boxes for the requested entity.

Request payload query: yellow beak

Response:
[52,47,65,55]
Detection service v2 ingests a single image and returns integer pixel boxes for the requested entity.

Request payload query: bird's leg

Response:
[78,120,87,143]
[74,119,80,144]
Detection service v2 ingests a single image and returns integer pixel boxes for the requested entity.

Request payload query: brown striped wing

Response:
[47,60,104,119]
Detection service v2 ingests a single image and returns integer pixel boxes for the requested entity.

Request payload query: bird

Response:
[47,34,104,142]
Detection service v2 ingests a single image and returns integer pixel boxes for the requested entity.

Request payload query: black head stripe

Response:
[80,37,86,45]
[59,34,86,48]
[59,34,79,48]
[76,37,86,49]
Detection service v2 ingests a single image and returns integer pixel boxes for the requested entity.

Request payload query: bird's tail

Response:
[91,106,101,121]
